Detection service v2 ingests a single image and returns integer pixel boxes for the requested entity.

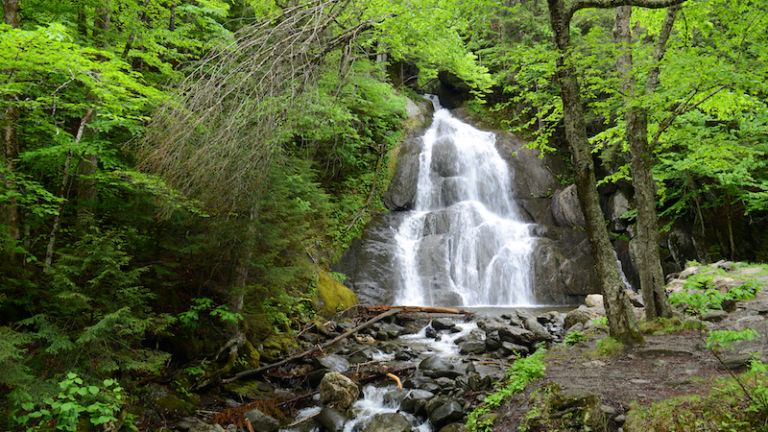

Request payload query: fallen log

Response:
[361,305,473,316]
[222,308,401,383]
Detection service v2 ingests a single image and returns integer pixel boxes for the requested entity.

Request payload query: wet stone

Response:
[316,355,350,373]
[401,389,435,415]
[317,407,347,432]
[243,408,279,432]
[364,413,412,432]
[459,340,486,354]
[432,318,458,331]
[430,401,464,428]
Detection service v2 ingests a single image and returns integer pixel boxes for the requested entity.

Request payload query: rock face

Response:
[319,372,359,410]
[552,185,586,228]
[337,105,602,306]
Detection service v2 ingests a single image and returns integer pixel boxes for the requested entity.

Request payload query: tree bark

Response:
[44,109,94,271]
[614,5,676,319]
[547,0,642,344]
[2,0,22,260]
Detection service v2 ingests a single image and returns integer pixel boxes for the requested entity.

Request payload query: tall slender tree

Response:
[614,5,677,319]
[545,0,685,343]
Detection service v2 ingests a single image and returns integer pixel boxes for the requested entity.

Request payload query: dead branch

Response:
[223,308,401,383]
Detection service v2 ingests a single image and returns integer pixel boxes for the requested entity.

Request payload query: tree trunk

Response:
[76,152,98,232]
[44,109,94,271]
[2,0,22,260]
[547,0,642,344]
[614,5,675,319]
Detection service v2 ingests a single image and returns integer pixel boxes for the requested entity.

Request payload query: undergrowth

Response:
[466,349,546,432]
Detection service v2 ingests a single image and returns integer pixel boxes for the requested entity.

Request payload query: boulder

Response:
[364,413,412,432]
[432,317,458,331]
[243,408,279,432]
[500,341,530,356]
[314,270,358,317]
[498,326,535,347]
[401,389,435,415]
[317,407,347,432]
[532,237,600,302]
[585,294,604,308]
[552,185,585,228]
[419,355,461,379]
[429,401,464,428]
[439,424,466,432]
[319,372,359,410]
[459,340,486,355]
[565,306,601,330]
[316,355,350,373]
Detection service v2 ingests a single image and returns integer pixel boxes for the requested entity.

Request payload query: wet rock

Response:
[243,408,279,432]
[467,373,492,391]
[532,237,600,302]
[498,326,535,347]
[439,424,466,432]
[319,372,359,410]
[316,355,350,373]
[317,407,347,432]
[401,389,435,415]
[434,377,457,391]
[432,318,458,331]
[364,413,412,432]
[459,340,486,354]
[484,330,501,351]
[519,312,553,341]
[425,325,438,339]
[419,355,461,378]
[429,401,464,428]
[383,389,410,407]
[501,341,530,356]
[384,137,423,210]
[607,191,631,232]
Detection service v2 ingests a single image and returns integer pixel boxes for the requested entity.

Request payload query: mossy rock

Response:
[314,270,358,317]
[261,334,299,363]
[223,379,274,399]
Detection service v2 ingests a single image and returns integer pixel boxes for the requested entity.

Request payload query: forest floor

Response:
[495,264,768,432]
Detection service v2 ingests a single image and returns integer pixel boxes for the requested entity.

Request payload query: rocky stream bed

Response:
[161,261,768,432]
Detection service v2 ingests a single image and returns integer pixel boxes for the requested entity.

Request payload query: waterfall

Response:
[392,96,536,307]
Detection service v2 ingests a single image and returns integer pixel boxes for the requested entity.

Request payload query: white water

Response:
[393,96,536,307]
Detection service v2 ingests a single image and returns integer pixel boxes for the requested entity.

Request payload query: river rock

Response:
[432,317,458,331]
[317,407,347,432]
[519,311,553,341]
[459,340,486,355]
[484,330,502,351]
[319,372,359,410]
[419,355,461,378]
[498,326,535,347]
[400,389,434,415]
[383,389,409,407]
[243,408,279,432]
[429,401,464,428]
[501,341,530,356]
[585,294,604,308]
[316,355,350,373]
[439,424,466,432]
[364,413,412,432]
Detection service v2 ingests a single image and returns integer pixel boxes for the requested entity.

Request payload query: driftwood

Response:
[361,305,474,316]
[223,308,401,383]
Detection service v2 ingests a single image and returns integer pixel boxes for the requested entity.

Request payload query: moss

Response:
[520,383,607,432]
[260,334,299,363]
[223,379,274,400]
[314,269,359,317]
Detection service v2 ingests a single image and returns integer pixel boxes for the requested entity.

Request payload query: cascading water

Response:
[393,96,536,307]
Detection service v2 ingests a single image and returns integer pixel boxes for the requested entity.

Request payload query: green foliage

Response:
[706,329,759,352]
[466,350,546,432]
[671,274,761,315]
[593,337,623,358]
[14,373,132,432]
[564,330,588,346]
[177,298,243,328]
